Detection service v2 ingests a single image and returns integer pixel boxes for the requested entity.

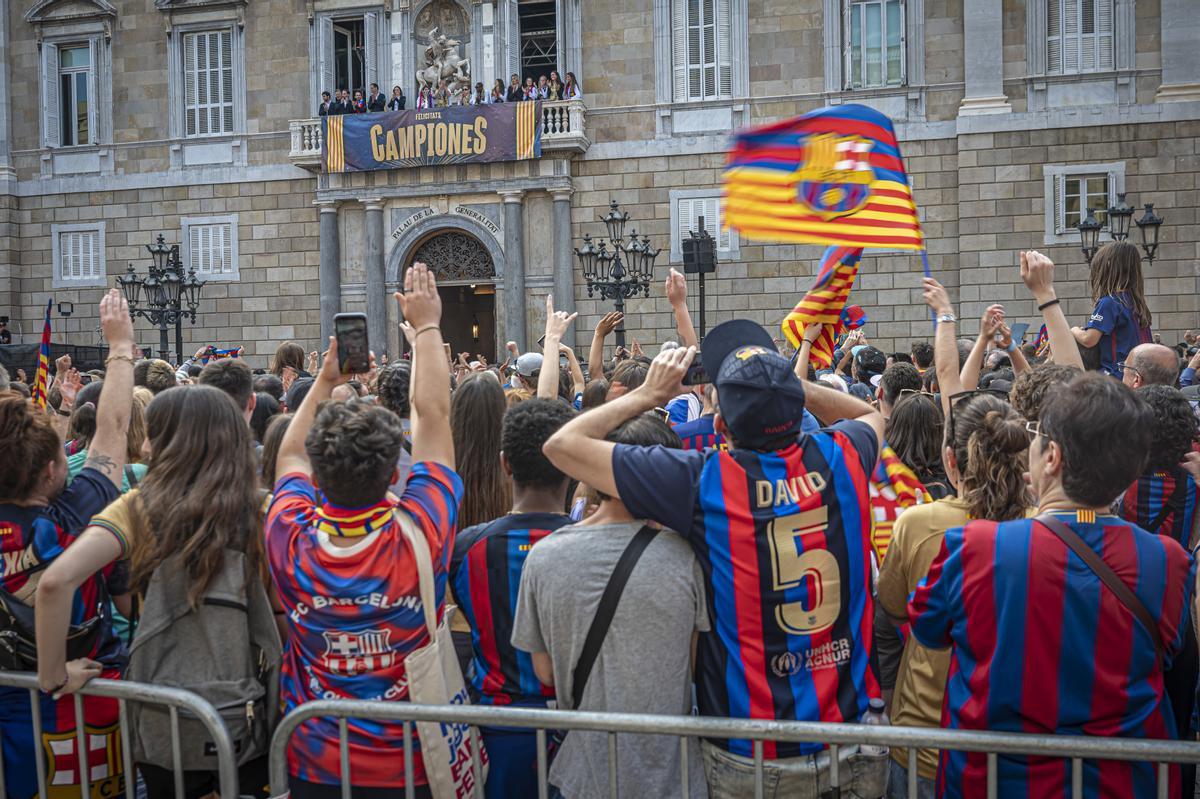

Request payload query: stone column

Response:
[499,190,527,351]
[1156,0,1200,102]
[959,0,1011,115]
[362,198,389,358]
[550,187,576,349]
[315,201,341,345]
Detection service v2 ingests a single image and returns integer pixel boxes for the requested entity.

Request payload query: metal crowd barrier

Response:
[268,700,1200,799]
[0,671,238,799]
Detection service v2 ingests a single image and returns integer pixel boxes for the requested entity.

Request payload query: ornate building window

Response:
[411,232,495,282]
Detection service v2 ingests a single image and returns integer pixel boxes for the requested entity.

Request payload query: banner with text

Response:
[323,101,543,172]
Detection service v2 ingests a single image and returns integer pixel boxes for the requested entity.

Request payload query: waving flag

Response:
[29,299,52,409]
[200,346,243,364]
[723,104,923,250]
[781,245,865,367]
[1033,324,1050,358]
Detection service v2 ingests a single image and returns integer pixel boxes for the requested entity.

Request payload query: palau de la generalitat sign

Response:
[322,101,543,172]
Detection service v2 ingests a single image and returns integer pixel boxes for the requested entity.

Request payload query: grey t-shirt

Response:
[512,521,710,799]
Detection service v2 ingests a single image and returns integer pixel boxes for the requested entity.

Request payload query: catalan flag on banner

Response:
[30,299,52,409]
[1034,324,1050,358]
[869,445,931,562]
[723,104,923,250]
[781,245,865,368]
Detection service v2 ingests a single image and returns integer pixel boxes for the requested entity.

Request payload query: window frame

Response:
[671,0,733,104]
[51,223,107,289]
[181,29,235,138]
[1046,0,1114,76]
[166,20,245,142]
[57,45,92,147]
[1042,162,1125,245]
[669,189,738,264]
[38,34,109,152]
[181,215,240,281]
[844,0,906,90]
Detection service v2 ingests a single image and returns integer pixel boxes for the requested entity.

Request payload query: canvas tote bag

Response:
[395,509,488,798]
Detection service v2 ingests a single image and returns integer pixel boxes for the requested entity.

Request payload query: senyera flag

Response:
[781,245,866,367]
[723,104,923,250]
[29,298,52,409]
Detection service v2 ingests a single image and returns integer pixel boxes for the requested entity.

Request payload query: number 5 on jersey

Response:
[767,507,841,636]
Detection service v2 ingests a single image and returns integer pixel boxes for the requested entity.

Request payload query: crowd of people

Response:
[318,71,581,116]
[2,239,1199,799]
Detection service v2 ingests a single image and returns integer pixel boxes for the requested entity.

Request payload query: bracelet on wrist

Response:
[104,353,137,367]
[413,324,440,339]
[1037,298,1061,312]
[1005,340,1018,353]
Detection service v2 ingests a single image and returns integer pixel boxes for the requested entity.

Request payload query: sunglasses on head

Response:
[945,389,1011,444]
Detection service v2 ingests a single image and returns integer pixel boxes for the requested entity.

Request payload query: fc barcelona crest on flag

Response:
[794,134,875,221]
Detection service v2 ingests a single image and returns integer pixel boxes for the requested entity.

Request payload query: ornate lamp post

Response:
[573,201,661,348]
[1078,193,1166,268]
[116,234,206,363]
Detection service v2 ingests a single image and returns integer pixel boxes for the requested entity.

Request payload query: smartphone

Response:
[1008,322,1030,345]
[682,358,709,386]
[334,312,370,374]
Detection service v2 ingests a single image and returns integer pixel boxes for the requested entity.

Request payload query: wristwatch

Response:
[937,313,957,324]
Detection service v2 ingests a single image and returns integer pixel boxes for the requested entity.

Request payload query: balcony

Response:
[288,99,589,171]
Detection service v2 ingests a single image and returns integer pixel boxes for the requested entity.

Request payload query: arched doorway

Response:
[408,230,497,363]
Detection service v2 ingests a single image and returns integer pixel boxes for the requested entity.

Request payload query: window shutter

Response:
[843,0,855,88]
[672,0,687,101]
[220,30,233,133]
[84,232,96,279]
[1054,175,1065,234]
[687,0,702,100]
[1047,0,1062,73]
[506,0,520,79]
[189,223,202,272]
[716,0,731,97]
[364,12,379,91]
[1096,0,1113,69]
[183,34,197,136]
[677,198,693,253]
[42,42,60,148]
[317,15,336,110]
[1063,0,1080,73]
[220,223,233,273]
[87,38,100,144]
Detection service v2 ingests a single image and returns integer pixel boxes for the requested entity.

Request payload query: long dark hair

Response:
[130,386,264,607]
[451,372,511,528]
[885,393,944,485]
[948,394,1029,521]
[0,393,61,501]
[269,342,306,376]
[1090,241,1151,328]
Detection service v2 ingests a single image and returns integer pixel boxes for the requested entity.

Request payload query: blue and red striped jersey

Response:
[673,414,725,451]
[265,463,463,788]
[613,419,880,759]
[449,512,572,706]
[909,512,1195,799]
[1121,469,1200,550]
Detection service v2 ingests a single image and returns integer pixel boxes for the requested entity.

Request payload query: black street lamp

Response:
[1106,193,1135,242]
[574,201,660,348]
[1077,208,1103,266]
[117,234,206,363]
[1134,203,1164,267]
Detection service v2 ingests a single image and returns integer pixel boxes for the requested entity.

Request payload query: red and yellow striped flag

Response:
[723,104,923,250]
[29,299,52,409]
[870,445,931,562]
[781,245,865,369]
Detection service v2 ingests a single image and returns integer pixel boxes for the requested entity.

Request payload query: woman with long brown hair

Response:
[1071,240,1152,378]
[451,371,511,528]
[874,391,1030,794]
[35,385,280,798]
[269,341,309,378]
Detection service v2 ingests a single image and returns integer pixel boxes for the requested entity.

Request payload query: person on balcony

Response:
[523,76,537,100]
[506,74,524,102]
[317,91,334,116]
[563,72,582,100]
[333,89,351,115]
[434,79,450,108]
[547,71,563,101]
[536,75,550,99]
[490,79,505,103]
[415,84,433,110]
[387,85,406,111]
[367,82,386,113]
[351,89,367,114]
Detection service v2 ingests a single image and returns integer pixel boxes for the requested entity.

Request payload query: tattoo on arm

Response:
[83,454,117,478]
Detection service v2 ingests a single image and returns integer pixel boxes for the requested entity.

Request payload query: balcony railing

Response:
[288,99,589,171]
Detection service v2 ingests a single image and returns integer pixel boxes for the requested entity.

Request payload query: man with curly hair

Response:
[448,398,576,798]
[1008,362,1081,423]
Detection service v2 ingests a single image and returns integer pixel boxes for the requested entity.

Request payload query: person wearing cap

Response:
[511,352,543,393]
[543,318,887,799]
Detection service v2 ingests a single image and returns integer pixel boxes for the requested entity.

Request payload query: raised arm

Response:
[922,278,962,419]
[544,346,696,498]
[799,370,886,447]
[998,321,1030,375]
[399,263,453,467]
[1020,251,1084,370]
[83,290,136,487]
[538,294,577,400]
[561,344,585,397]
[666,268,700,348]
[960,304,1003,391]
[587,312,623,384]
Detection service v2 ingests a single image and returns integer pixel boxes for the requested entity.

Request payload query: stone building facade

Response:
[0,0,1198,365]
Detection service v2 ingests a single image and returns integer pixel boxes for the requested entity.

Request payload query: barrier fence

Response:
[4,669,1200,799]
[0,671,238,799]
[267,699,1200,799]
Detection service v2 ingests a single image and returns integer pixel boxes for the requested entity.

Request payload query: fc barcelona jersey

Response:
[612,419,880,758]
[449,512,572,706]
[1121,469,1200,550]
